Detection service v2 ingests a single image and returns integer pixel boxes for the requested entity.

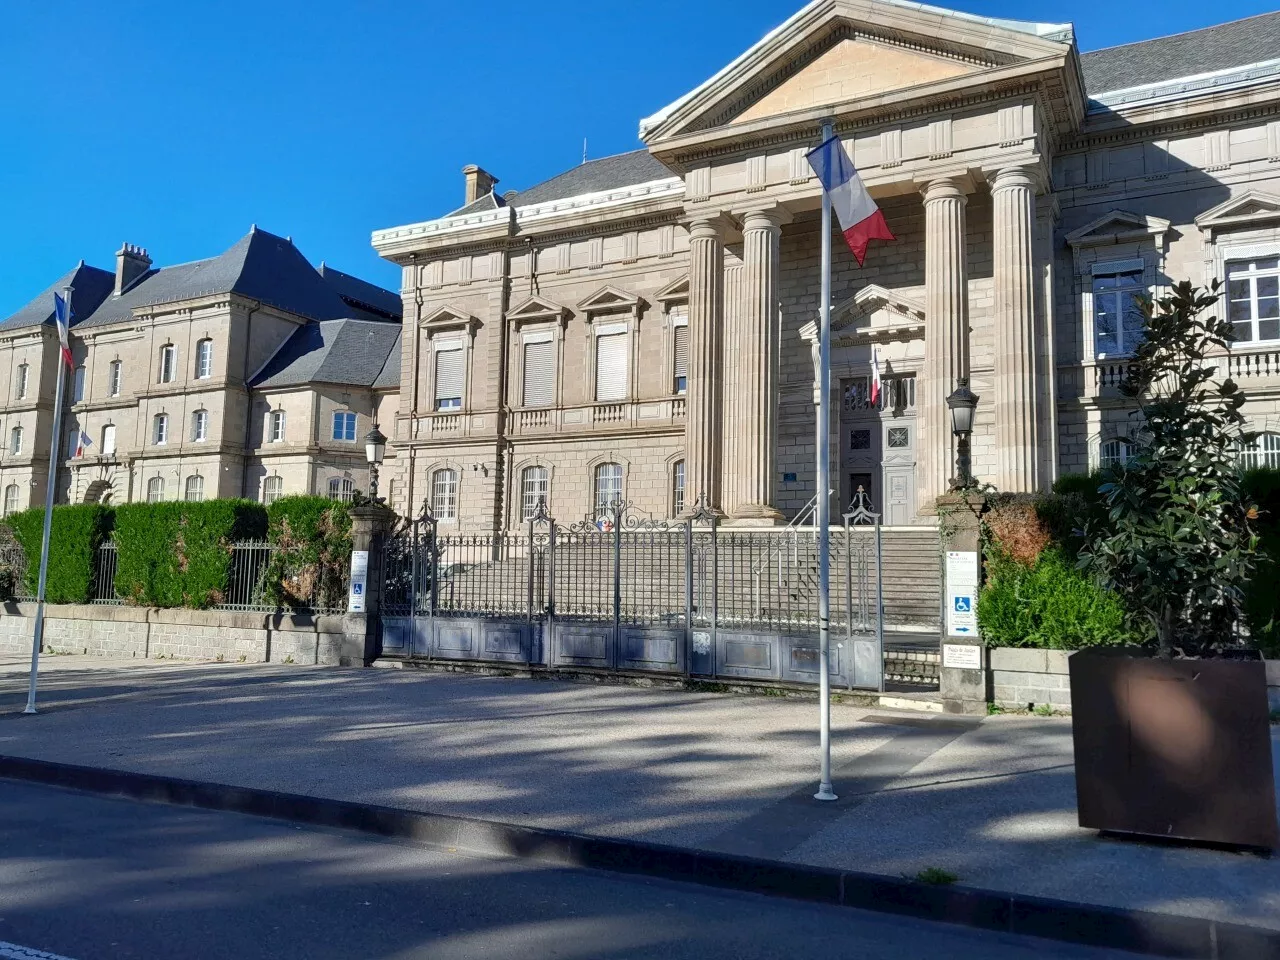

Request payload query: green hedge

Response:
[264,496,352,610]
[113,500,267,608]
[0,504,113,604]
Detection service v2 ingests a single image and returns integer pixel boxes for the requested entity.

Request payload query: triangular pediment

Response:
[577,285,642,315]
[1195,191,1280,232]
[798,284,926,342]
[421,304,477,329]
[654,276,689,304]
[640,0,1074,142]
[507,295,569,323]
[1065,210,1170,248]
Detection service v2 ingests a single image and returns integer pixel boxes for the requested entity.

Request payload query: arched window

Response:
[152,413,169,445]
[72,365,85,404]
[432,468,458,521]
[263,476,283,505]
[3,484,18,516]
[146,476,165,503]
[268,410,286,443]
[1240,432,1280,470]
[327,477,354,502]
[672,459,686,515]
[108,359,122,397]
[101,424,116,456]
[521,465,548,521]
[594,462,622,518]
[191,409,209,442]
[184,475,204,502]
[195,339,213,379]
[1099,438,1132,470]
[15,363,28,399]
[159,344,176,383]
[9,426,22,455]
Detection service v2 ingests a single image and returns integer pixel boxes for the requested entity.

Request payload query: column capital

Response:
[984,162,1048,195]
[917,174,973,204]
[682,212,735,240]
[739,204,793,232]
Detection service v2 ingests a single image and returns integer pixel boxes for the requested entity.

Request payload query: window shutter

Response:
[522,341,555,407]
[434,348,465,404]
[673,325,688,382]
[595,333,628,402]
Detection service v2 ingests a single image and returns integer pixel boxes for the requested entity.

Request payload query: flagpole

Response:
[24,285,71,715]
[815,120,837,802]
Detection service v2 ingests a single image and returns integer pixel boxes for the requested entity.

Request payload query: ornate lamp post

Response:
[364,425,387,503]
[946,378,979,490]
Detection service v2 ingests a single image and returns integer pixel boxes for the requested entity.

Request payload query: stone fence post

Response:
[338,503,396,667]
[936,492,987,715]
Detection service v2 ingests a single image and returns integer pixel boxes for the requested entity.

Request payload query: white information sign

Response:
[942,643,982,670]
[348,549,369,613]
[945,550,979,638]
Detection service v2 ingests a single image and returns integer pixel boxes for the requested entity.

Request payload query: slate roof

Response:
[252,317,402,389]
[374,331,402,389]
[507,150,674,209]
[318,264,402,321]
[1080,12,1280,95]
[77,227,352,329]
[0,262,114,334]
[446,192,504,217]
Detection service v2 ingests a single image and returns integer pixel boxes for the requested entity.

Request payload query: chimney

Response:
[114,243,152,296]
[462,165,499,205]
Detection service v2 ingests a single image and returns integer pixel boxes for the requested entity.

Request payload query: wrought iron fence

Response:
[379,493,934,635]
[91,542,119,603]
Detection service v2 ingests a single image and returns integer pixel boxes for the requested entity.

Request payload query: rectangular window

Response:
[672,323,688,395]
[66,426,79,459]
[522,340,555,407]
[1227,258,1280,344]
[263,476,283,505]
[594,462,623,518]
[432,469,458,521]
[521,466,548,521]
[72,366,85,404]
[332,411,356,441]
[192,410,208,441]
[153,414,168,445]
[434,347,464,410]
[16,364,28,399]
[196,340,213,379]
[160,345,176,383]
[1093,270,1146,357]
[673,460,685,515]
[595,332,628,402]
[269,410,285,443]
[102,424,116,456]
[108,360,122,397]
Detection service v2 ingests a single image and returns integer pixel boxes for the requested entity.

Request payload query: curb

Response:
[1,755,1275,960]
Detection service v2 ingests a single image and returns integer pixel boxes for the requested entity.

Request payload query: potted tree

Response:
[1075,280,1278,850]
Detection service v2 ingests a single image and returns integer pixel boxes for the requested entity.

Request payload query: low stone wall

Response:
[0,602,348,666]
[989,647,1280,714]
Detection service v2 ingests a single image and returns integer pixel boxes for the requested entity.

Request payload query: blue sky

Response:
[0,0,1274,317]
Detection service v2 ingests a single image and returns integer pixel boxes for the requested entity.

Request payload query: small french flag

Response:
[53,291,73,369]
[870,345,882,407]
[806,134,895,266]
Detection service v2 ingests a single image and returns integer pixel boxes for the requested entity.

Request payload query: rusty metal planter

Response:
[1069,648,1279,850]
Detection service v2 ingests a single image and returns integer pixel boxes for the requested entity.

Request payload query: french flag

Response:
[53,291,73,369]
[806,134,895,266]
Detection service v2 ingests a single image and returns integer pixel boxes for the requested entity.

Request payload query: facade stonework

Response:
[372,2,1280,531]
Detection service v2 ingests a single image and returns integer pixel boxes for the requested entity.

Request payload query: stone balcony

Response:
[510,397,686,436]
[1085,346,1280,403]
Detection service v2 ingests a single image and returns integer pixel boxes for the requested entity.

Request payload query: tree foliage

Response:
[1079,280,1259,657]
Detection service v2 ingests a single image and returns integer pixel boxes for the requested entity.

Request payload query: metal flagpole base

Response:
[814,784,838,802]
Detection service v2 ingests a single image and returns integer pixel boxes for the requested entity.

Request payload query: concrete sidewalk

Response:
[2,655,1277,933]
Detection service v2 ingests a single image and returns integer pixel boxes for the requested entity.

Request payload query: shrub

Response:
[114,500,266,608]
[0,504,113,603]
[264,496,352,610]
[977,546,1139,650]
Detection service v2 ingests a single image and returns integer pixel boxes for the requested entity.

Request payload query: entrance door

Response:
[883,466,914,525]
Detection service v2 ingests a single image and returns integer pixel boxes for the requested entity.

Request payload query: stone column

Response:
[920,177,969,514]
[990,166,1039,493]
[730,209,785,523]
[685,217,725,512]
[720,260,744,515]
[336,503,396,667]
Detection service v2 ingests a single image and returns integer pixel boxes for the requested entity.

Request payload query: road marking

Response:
[0,942,79,960]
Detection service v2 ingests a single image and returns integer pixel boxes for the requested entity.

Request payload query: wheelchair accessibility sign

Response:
[945,551,978,637]
[953,595,972,614]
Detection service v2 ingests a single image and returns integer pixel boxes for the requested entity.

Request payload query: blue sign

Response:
[782,472,797,483]
[953,595,971,613]
[352,582,364,596]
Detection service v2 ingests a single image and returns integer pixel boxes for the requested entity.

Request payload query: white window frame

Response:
[672,459,686,515]
[16,363,28,399]
[1225,255,1280,346]
[432,468,459,521]
[72,365,85,404]
[1240,431,1280,470]
[432,339,465,412]
[670,308,689,396]
[1090,259,1147,359]
[520,330,556,408]
[594,462,623,518]
[1099,438,1133,470]
[153,413,169,445]
[192,409,209,442]
[332,410,357,442]
[108,360,122,397]
[327,477,355,502]
[184,475,205,502]
[146,476,165,503]
[593,322,629,403]
[520,465,549,521]
[268,410,286,443]
[101,423,116,456]
[3,483,18,517]
[9,426,22,455]
[159,344,176,383]
[195,339,213,379]
[263,475,283,505]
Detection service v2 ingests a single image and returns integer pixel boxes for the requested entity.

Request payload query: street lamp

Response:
[946,377,979,490]
[364,425,387,503]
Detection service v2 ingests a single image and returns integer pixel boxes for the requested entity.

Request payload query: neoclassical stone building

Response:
[0,228,401,513]
[374,1,1280,531]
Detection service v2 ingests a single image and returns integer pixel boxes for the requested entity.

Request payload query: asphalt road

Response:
[0,780,1146,960]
